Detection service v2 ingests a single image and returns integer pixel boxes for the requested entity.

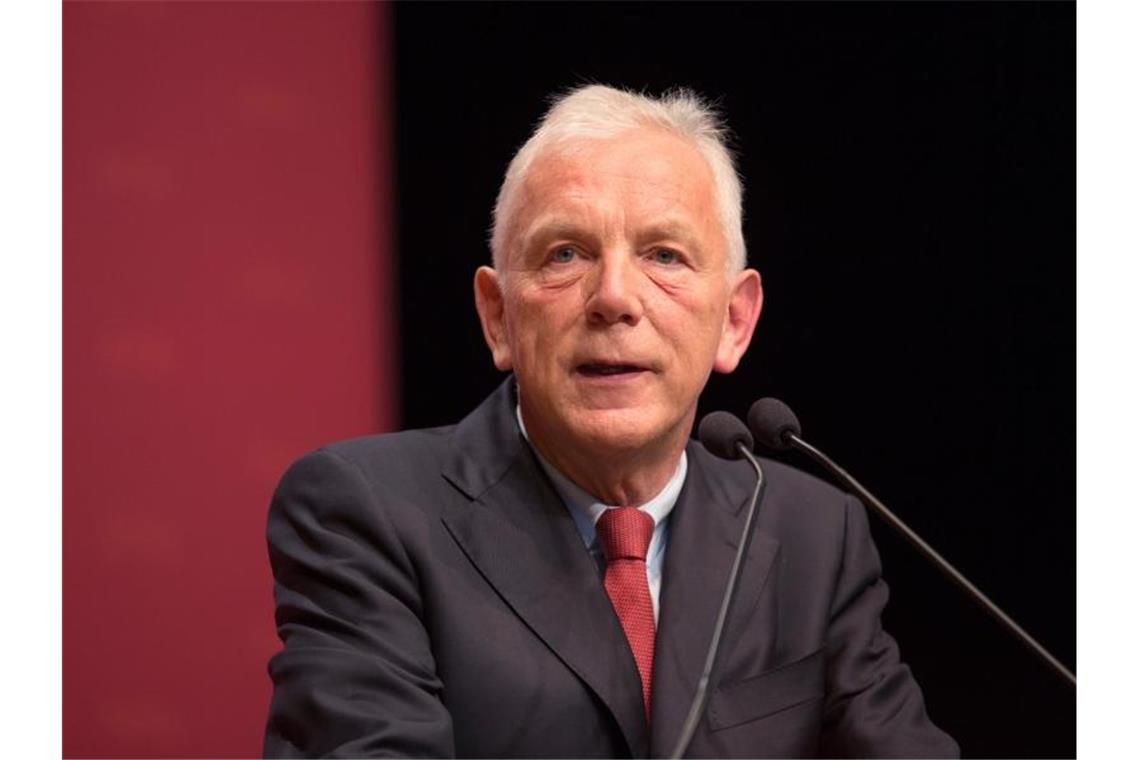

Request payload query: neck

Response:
[521,413,691,506]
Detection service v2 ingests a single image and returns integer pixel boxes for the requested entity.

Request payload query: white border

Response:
[1078,0,1140,755]
[0,1,62,757]
[2,0,1113,755]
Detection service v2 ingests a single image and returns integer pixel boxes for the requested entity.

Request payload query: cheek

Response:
[650,293,727,350]
[505,298,570,367]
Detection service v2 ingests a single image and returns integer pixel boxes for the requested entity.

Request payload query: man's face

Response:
[475,127,762,459]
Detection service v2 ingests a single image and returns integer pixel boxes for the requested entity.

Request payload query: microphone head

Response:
[747,398,802,451]
[698,411,754,461]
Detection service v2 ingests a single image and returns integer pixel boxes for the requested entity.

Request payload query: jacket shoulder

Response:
[692,443,852,514]
[759,457,852,512]
[272,426,459,515]
[690,444,856,553]
[319,426,454,474]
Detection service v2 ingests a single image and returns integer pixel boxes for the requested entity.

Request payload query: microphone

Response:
[747,398,1076,688]
[747,397,800,451]
[698,410,755,460]
[669,412,767,759]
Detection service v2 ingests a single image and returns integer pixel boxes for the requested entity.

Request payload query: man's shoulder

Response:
[691,443,849,505]
[276,425,460,501]
[319,425,456,470]
[689,442,854,532]
[758,456,851,511]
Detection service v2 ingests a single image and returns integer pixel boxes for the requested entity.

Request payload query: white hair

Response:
[489,84,747,274]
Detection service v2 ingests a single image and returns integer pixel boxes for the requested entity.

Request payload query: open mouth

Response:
[577,363,647,377]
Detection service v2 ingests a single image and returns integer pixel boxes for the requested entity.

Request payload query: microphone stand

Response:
[668,442,767,759]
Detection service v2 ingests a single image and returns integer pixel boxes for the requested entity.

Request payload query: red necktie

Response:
[596,507,656,719]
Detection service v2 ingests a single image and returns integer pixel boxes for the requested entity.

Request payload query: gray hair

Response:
[489,84,747,274]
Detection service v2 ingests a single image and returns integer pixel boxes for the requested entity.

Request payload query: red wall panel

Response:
[63,2,394,756]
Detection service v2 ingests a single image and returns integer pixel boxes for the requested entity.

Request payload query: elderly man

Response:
[264,85,957,758]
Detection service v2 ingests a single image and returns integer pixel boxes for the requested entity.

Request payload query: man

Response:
[264,85,957,758]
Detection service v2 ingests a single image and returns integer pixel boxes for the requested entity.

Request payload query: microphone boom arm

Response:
[786,432,1076,687]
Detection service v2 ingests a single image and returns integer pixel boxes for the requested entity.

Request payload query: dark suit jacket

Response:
[264,379,957,758]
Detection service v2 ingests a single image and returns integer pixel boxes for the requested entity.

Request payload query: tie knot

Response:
[596,507,654,562]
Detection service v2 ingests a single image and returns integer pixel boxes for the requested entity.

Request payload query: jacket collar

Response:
[439,378,782,758]
[440,378,649,756]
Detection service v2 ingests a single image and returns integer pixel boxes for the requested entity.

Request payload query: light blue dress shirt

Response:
[516,405,686,622]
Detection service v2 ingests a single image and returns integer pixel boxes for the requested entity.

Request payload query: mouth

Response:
[575,361,650,378]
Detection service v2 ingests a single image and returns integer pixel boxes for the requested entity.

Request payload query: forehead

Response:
[517,128,720,227]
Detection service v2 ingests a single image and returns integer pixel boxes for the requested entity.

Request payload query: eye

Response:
[650,248,680,265]
[551,246,577,264]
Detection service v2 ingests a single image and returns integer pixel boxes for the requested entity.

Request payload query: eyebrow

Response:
[521,215,705,254]
[637,220,704,255]
[522,216,598,248]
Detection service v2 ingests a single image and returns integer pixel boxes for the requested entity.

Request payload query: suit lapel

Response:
[649,445,781,757]
[439,380,649,757]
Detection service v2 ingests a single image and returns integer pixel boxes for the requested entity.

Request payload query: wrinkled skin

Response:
[475,127,763,504]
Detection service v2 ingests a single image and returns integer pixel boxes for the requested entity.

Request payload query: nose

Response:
[585,251,644,326]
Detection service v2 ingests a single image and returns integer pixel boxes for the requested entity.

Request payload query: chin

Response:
[567,408,673,455]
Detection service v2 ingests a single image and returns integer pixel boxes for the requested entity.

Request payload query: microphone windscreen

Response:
[748,398,802,451]
[698,411,754,461]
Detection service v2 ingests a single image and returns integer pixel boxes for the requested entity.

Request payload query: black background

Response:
[392,2,1075,756]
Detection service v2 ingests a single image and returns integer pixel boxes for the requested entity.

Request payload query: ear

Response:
[713,268,763,374]
[473,266,514,371]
